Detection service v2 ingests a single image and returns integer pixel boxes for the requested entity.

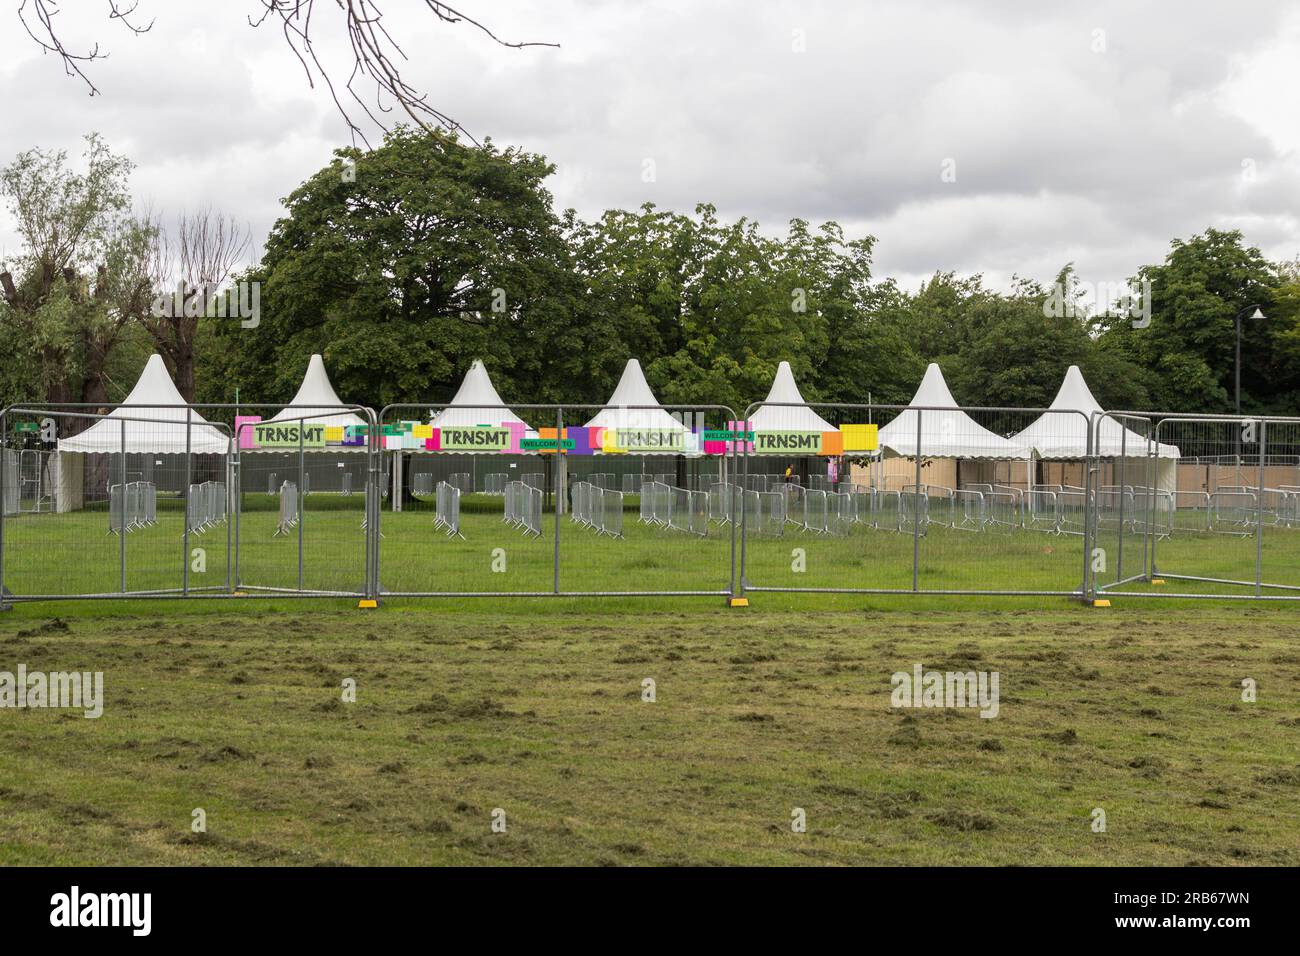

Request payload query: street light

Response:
[1234,305,1266,416]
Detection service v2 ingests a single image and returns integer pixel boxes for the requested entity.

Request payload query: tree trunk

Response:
[173,350,196,403]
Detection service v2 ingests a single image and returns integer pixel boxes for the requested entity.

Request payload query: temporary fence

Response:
[645,481,673,526]
[570,480,624,538]
[743,489,786,537]
[667,487,709,537]
[504,480,543,537]
[108,481,158,533]
[708,481,742,524]
[185,481,226,535]
[274,481,300,536]
[9,398,1300,607]
[739,401,1097,597]
[433,481,464,538]
[829,490,855,535]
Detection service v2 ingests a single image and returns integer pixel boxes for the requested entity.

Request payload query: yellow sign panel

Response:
[840,424,879,452]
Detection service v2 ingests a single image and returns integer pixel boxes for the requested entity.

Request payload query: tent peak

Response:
[749,360,835,433]
[910,363,958,409]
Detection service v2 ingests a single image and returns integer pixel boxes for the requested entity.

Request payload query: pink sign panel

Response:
[726,420,754,454]
[236,415,262,450]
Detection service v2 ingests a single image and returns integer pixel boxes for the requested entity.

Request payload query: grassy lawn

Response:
[1,601,1297,865]
[2,493,1298,865]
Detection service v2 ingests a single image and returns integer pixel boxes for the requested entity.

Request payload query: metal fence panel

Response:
[10,397,1300,608]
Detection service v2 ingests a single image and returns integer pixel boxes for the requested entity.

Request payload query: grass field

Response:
[1,599,1298,865]
[2,494,1298,866]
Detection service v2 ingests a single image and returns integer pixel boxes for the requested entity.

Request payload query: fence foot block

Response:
[727,597,749,608]
[1091,599,1111,607]
[1151,578,1166,585]
[357,599,379,609]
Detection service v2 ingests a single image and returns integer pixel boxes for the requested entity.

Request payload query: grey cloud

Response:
[0,0,1297,289]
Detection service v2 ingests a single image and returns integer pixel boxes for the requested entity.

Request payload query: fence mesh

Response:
[6,400,1300,606]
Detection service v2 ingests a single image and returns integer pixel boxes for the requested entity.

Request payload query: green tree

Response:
[206,127,584,419]
[0,133,153,414]
[1095,229,1280,413]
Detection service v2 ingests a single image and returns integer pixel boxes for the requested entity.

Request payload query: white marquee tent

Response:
[877,363,1023,459]
[430,359,534,435]
[58,354,229,455]
[1013,365,1181,459]
[748,361,835,432]
[584,359,687,434]
[52,354,228,513]
[267,353,366,430]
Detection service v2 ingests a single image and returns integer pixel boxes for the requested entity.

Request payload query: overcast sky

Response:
[1,0,1297,298]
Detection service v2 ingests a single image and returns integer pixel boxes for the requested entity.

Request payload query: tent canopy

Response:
[1014,365,1180,459]
[430,360,534,434]
[877,363,1023,459]
[57,354,228,455]
[584,359,686,433]
[748,361,835,432]
[268,353,366,429]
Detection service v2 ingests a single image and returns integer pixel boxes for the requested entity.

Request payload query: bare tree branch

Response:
[142,208,252,400]
[18,0,557,144]
[17,0,153,97]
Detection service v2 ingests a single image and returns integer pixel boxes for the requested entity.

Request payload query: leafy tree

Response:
[0,134,153,418]
[1095,229,1280,413]
[206,127,585,421]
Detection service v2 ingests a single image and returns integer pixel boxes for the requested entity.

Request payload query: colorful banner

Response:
[744,425,878,455]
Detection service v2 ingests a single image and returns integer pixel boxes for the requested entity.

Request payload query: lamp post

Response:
[1232,305,1265,480]
[1234,305,1266,416]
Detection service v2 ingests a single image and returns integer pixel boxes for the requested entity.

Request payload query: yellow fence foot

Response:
[1091,599,1111,608]
[1151,579,1165,585]
[727,597,750,608]
[357,599,378,609]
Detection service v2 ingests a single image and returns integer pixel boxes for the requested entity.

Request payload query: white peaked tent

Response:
[430,359,535,435]
[57,354,228,455]
[1013,365,1181,459]
[877,363,1022,459]
[749,361,835,432]
[268,354,365,429]
[584,359,686,433]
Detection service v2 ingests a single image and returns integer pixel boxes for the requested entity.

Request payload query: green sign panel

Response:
[614,429,685,452]
[440,426,512,452]
[520,437,576,451]
[752,430,823,455]
[702,429,754,442]
[254,422,326,448]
